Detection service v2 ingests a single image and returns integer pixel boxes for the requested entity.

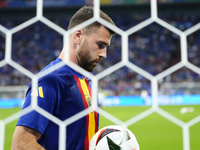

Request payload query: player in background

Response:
[11,6,116,150]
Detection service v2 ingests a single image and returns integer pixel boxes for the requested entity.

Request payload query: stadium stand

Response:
[0,4,200,96]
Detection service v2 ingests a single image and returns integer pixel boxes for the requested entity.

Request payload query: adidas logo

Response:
[31,86,44,98]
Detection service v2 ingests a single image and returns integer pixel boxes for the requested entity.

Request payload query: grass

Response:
[99,105,200,150]
[0,107,22,150]
[0,105,199,150]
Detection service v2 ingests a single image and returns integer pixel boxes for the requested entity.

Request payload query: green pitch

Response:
[0,105,200,150]
[99,105,200,150]
[0,107,22,150]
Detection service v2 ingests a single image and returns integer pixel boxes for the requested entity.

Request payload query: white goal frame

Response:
[0,0,200,150]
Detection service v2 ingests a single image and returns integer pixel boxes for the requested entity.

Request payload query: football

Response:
[89,125,140,150]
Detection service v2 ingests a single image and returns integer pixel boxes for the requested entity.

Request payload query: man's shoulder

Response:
[38,67,71,87]
[39,59,72,81]
[36,58,85,87]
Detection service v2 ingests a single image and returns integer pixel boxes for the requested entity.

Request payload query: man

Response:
[11,6,116,150]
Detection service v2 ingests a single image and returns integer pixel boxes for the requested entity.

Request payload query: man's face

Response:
[77,26,112,72]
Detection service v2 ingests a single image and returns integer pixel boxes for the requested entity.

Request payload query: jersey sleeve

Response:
[17,73,64,134]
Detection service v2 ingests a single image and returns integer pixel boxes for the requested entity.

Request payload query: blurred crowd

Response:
[0,12,200,96]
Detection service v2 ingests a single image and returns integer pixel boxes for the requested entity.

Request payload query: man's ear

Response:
[73,29,83,44]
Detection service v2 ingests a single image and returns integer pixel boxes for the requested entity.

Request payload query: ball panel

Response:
[96,128,121,146]
[89,125,140,150]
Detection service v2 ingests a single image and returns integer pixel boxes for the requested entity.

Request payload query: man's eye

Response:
[98,43,106,49]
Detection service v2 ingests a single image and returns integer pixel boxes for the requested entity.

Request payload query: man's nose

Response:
[99,48,107,59]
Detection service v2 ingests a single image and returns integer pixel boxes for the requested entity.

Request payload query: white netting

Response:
[0,0,200,150]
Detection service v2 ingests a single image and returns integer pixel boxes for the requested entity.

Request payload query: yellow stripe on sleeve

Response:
[38,86,44,98]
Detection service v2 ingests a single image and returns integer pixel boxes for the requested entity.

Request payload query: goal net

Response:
[0,0,200,150]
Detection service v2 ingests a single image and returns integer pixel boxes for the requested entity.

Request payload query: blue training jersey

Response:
[17,58,99,150]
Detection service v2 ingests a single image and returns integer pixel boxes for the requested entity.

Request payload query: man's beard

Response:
[77,41,99,72]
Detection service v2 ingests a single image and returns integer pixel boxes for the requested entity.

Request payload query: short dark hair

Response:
[68,6,116,35]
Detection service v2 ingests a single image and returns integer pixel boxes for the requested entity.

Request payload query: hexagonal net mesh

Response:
[0,0,200,150]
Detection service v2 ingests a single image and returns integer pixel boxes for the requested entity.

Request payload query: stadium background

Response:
[0,0,200,150]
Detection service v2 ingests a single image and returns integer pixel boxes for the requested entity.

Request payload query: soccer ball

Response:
[89,125,140,150]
